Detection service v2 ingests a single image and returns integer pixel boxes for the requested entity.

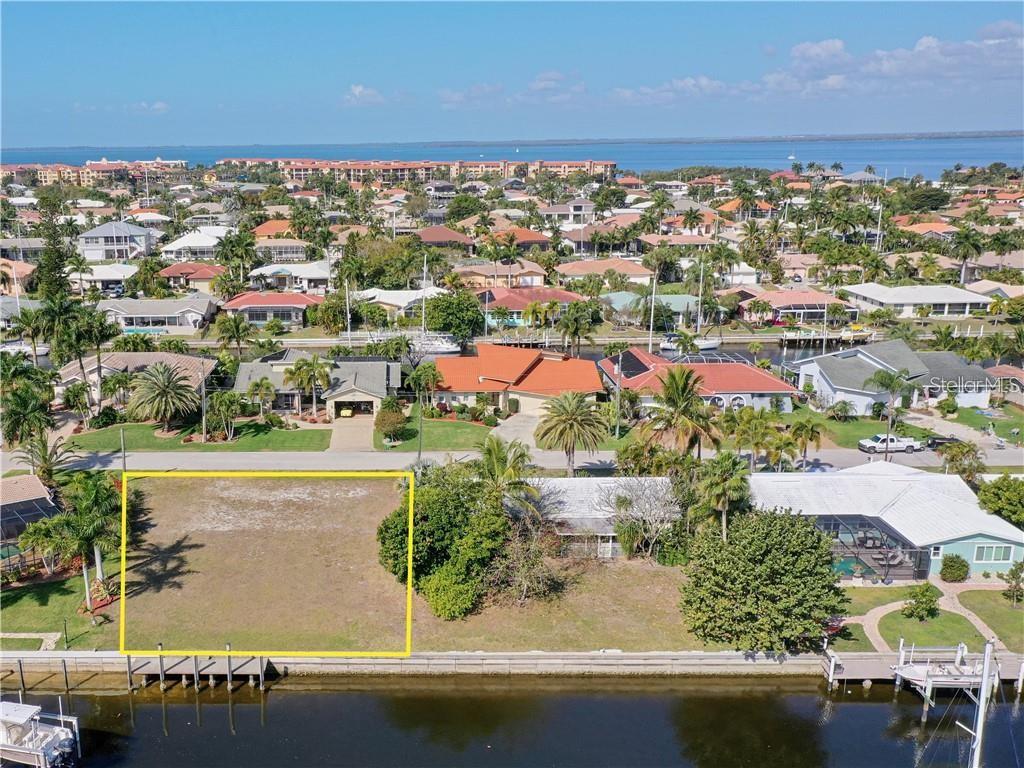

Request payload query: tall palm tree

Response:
[644,367,719,458]
[535,392,606,477]
[697,451,749,542]
[18,517,62,575]
[215,313,255,357]
[77,307,122,415]
[475,434,538,512]
[128,362,201,433]
[985,333,1012,366]
[733,406,777,471]
[765,431,799,471]
[284,354,331,418]
[2,385,55,446]
[950,227,984,284]
[14,433,77,487]
[790,416,823,469]
[863,367,917,461]
[65,252,92,297]
[7,307,47,366]
[63,472,121,581]
[246,376,277,421]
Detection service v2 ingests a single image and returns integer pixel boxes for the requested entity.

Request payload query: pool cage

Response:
[814,514,930,582]
[1,497,61,575]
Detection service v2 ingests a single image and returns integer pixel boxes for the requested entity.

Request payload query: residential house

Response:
[0,296,40,330]
[475,286,583,327]
[255,238,310,263]
[740,289,857,323]
[965,280,1024,300]
[598,347,797,411]
[539,198,596,225]
[354,287,447,320]
[897,221,957,240]
[56,351,215,405]
[158,262,227,293]
[454,258,546,288]
[985,364,1024,406]
[252,219,293,239]
[0,237,45,261]
[844,282,991,319]
[749,463,1022,580]
[160,226,233,261]
[1,475,60,551]
[68,263,138,294]
[222,291,323,327]
[600,291,699,327]
[0,258,36,295]
[434,343,604,414]
[250,261,331,295]
[486,227,551,251]
[414,225,474,249]
[98,293,219,335]
[233,350,402,418]
[637,233,714,250]
[556,257,654,287]
[786,339,995,414]
[77,221,160,262]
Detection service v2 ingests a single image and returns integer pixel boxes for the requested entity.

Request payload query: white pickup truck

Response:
[858,433,925,454]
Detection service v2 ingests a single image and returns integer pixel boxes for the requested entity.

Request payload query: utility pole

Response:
[614,350,623,440]
[200,374,207,443]
[647,271,658,353]
[120,427,127,475]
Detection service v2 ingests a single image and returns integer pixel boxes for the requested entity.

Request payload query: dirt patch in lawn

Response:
[122,476,407,654]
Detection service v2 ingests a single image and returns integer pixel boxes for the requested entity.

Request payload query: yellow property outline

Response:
[119,470,415,658]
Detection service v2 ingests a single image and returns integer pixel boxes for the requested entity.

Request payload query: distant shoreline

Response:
[4,129,1022,153]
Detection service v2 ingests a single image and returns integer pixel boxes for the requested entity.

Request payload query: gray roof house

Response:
[77,221,160,262]
[787,340,995,416]
[233,351,402,418]
[0,296,41,329]
[97,293,219,335]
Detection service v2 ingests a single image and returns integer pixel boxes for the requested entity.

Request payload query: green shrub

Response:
[468,405,483,421]
[614,519,641,559]
[88,406,123,430]
[901,583,940,621]
[655,519,690,566]
[455,411,472,421]
[496,409,510,420]
[420,561,481,620]
[940,553,970,582]
[265,412,286,429]
[507,398,520,414]
[481,414,498,427]
[375,409,407,441]
[937,396,958,415]
[379,396,402,414]
[453,403,469,415]
[871,402,886,420]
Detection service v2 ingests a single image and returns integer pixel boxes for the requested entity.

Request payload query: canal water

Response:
[9,677,1021,767]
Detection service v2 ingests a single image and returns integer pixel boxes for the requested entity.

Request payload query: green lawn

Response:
[0,556,121,651]
[958,590,1024,653]
[878,609,986,651]
[778,405,935,449]
[0,637,43,651]
[830,622,873,652]
[69,421,332,452]
[373,404,493,452]
[954,402,1024,443]
[844,586,918,617]
[597,425,637,451]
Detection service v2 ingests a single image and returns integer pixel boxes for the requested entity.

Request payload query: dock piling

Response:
[226,643,233,692]
[126,654,134,691]
[157,643,166,691]
[258,656,265,691]
[62,658,70,693]
[193,655,201,692]
[17,659,25,691]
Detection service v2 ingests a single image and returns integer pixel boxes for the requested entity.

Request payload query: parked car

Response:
[858,434,925,454]
[926,435,962,450]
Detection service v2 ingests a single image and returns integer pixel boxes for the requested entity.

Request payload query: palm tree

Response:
[790,416,823,469]
[930,325,958,351]
[14,432,77,487]
[643,367,720,458]
[128,362,201,433]
[697,451,749,542]
[7,307,46,366]
[65,253,92,297]
[77,307,121,415]
[284,354,331,418]
[985,333,1012,366]
[765,431,799,471]
[53,508,113,612]
[747,341,762,362]
[246,376,277,421]
[950,227,984,284]
[2,385,55,446]
[556,302,595,357]
[215,313,255,357]
[733,406,777,471]
[63,472,121,581]
[825,399,854,422]
[863,367,917,461]
[475,434,538,511]
[18,517,62,575]
[101,370,134,408]
[535,392,606,477]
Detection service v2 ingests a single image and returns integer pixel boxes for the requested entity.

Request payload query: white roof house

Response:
[354,287,447,317]
[250,261,331,294]
[160,227,232,261]
[844,282,991,318]
[67,263,138,289]
[749,464,1022,576]
[77,221,160,262]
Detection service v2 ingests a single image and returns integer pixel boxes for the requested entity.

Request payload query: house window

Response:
[974,545,1012,563]
[930,546,942,559]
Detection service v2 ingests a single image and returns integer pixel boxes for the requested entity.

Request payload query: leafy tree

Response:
[128,362,201,432]
[977,474,1024,526]
[901,583,940,621]
[112,333,156,352]
[535,392,606,477]
[425,291,484,344]
[940,553,970,583]
[445,194,486,224]
[375,409,407,442]
[999,561,1024,607]
[937,440,985,487]
[679,510,848,652]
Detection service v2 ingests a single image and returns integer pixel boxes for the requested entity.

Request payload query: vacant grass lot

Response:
[778,405,935,449]
[958,590,1024,653]
[844,586,918,617]
[0,555,122,651]
[121,476,407,653]
[878,610,986,651]
[954,402,1024,443]
[69,421,332,452]
[374,404,492,452]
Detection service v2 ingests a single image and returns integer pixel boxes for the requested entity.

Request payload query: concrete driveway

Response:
[328,414,374,451]
[491,412,541,448]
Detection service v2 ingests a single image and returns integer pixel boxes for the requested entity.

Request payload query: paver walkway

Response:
[847,579,1008,653]
[491,413,541,449]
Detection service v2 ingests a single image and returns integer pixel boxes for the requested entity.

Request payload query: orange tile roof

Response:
[435,343,602,395]
[514,357,603,395]
[898,222,956,235]
[223,291,323,309]
[557,257,653,277]
[488,227,550,245]
[252,219,292,238]
[415,225,473,246]
[159,262,227,279]
[740,289,845,309]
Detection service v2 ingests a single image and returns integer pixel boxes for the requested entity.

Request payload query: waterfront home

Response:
[964,279,1024,300]
[600,291,699,327]
[637,233,714,250]
[222,291,322,327]
[454,258,546,288]
[476,286,583,326]
[158,262,227,293]
[843,282,991,319]
[598,346,796,411]
[97,293,219,335]
[778,253,820,282]
[786,339,994,415]
[897,221,957,240]
[57,351,214,405]
[160,226,233,261]
[486,227,551,251]
[0,296,40,330]
[1,475,59,554]
[414,225,473,249]
[434,343,603,413]
[539,198,596,225]
[0,258,36,295]
[77,221,160,262]
[556,257,654,287]
[749,463,1023,580]
[233,350,402,418]
[250,261,330,295]
[252,219,293,239]
[740,289,857,324]
[255,238,311,263]
[0,237,45,261]
[67,263,138,294]
[527,476,677,559]
[354,286,447,320]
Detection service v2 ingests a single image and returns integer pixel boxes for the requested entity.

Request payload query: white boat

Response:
[659,334,721,352]
[0,702,80,767]
[694,337,720,351]
[0,341,49,356]
[787,153,796,161]
[411,332,461,354]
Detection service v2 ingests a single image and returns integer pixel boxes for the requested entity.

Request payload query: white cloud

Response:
[438,83,504,110]
[342,84,384,107]
[127,100,170,115]
[790,38,849,64]
[612,75,726,105]
[529,70,565,92]
[439,72,585,109]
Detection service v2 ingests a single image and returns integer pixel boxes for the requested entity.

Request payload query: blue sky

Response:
[2,2,1022,148]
